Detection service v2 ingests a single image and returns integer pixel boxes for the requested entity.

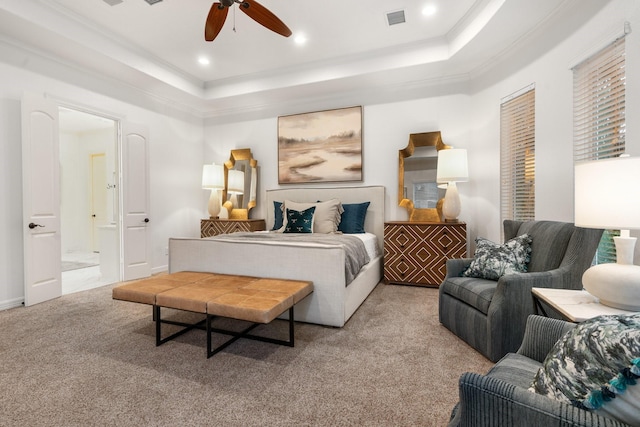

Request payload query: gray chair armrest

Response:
[516,315,575,362]
[451,373,630,427]
[445,258,473,278]
[485,267,574,360]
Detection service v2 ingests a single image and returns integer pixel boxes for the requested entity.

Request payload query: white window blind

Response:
[573,37,626,264]
[573,37,625,162]
[500,87,535,223]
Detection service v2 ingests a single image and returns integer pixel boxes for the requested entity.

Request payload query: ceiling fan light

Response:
[144,0,163,5]
[422,4,437,17]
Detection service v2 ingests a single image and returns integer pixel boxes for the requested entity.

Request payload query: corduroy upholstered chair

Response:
[448,315,632,426]
[438,220,603,362]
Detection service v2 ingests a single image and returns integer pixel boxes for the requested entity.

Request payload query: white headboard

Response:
[265,186,385,251]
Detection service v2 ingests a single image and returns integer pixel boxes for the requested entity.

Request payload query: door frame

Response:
[58,104,122,282]
[24,94,152,305]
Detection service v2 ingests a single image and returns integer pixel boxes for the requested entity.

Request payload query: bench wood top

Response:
[113,272,313,324]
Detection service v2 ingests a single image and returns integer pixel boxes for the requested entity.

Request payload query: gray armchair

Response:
[448,315,631,426]
[439,220,602,362]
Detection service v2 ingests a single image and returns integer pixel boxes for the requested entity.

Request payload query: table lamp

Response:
[574,155,640,311]
[437,148,469,222]
[202,163,224,218]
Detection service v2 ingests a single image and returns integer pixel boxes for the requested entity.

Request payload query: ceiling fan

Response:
[205,0,292,42]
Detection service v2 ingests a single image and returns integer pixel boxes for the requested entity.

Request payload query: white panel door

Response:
[21,93,61,306]
[121,122,151,281]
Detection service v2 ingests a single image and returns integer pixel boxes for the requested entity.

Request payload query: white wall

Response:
[1,0,639,308]
[0,62,204,309]
[60,127,115,254]
[468,0,640,245]
[204,94,473,224]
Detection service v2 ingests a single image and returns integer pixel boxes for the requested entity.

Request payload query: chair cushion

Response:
[462,234,532,280]
[530,313,640,427]
[487,353,542,389]
[440,276,497,315]
[514,221,575,272]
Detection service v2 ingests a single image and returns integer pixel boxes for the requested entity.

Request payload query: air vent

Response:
[386,10,406,26]
[102,0,123,5]
[144,0,163,4]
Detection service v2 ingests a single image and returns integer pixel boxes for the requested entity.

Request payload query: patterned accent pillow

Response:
[462,234,532,280]
[529,313,640,426]
[283,207,315,233]
[280,199,343,233]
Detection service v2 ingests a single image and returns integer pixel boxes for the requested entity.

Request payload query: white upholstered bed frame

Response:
[168,185,385,327]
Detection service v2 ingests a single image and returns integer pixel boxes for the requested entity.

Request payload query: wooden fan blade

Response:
[205,3,228,42]
[239,0,292,38]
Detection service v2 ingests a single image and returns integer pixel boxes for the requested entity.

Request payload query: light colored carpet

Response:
[0,282,493,426]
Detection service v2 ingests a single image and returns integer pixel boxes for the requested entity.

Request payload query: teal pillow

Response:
[338,202,370,234]
[462,234,532,280]
[283,207,315,233]
[530,313,640,426]
[272,201,283,230]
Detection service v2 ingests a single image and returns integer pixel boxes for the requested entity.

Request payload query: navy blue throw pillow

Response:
[338,202,370,234]
[283,207,315,233]
[272,201,284,230]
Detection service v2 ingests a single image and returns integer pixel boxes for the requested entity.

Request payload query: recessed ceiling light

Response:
[198,57,210,66]
[422,4,437,16]
[294,34,307,46]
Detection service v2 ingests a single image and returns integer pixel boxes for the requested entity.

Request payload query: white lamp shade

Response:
[227,169,245,195]
[574,156,640,230]
[202,163,224,189]
[437,149,469,183]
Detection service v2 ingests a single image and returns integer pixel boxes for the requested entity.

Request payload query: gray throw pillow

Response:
[529,313,640,426]
[462,234,532,280]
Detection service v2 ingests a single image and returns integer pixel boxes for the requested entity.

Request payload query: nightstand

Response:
[384,221,467,287]
[200,218,266,237]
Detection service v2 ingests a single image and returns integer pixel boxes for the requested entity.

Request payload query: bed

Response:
[168,185,385,327]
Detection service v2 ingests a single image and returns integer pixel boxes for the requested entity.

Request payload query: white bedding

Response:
[349,233,380,260]
[210,231,380,260]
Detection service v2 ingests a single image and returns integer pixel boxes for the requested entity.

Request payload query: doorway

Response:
[59,107,119,294]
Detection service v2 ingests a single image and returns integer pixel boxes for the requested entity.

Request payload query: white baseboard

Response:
[151,265,168,276]
[0,297,24,311]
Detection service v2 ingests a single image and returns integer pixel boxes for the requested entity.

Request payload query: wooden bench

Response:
[112,272,313,358]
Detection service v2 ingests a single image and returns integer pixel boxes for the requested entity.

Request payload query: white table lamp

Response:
[202,163,224,218]
[437,148,469,222]
[574,155,640,311]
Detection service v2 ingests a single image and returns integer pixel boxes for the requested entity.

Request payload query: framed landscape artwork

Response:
[278,106,363,184]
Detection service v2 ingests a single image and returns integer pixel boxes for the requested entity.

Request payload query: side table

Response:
[532,287,635,323]
[201,218,266,237]
[383,221,466,287]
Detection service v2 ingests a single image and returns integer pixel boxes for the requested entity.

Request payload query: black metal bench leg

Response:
[155,305,207,346]
[288,306,294,347]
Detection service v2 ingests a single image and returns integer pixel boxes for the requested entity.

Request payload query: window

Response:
[573,37,626,264]
[500,85,535,223]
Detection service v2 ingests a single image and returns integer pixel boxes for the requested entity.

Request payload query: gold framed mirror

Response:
[222,148,258,219]
[399,131,450,221]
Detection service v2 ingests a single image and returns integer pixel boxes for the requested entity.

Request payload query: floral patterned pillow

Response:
[529,313,640,426]
[462,234,532,280]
